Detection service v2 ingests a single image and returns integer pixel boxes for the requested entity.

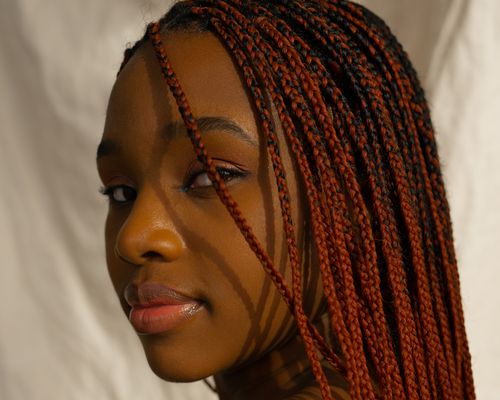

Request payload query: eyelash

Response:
[99,185,136,204]
[182,165,249,192]
[99,166,249,204]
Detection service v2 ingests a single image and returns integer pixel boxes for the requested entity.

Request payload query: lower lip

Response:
[129,303,202,335]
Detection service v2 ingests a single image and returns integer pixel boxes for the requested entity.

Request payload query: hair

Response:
[116,1,476,399]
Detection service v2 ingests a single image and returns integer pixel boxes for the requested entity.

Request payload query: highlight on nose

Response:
[115,224,185,266]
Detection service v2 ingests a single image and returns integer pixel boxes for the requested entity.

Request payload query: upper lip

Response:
[124,281,199,308]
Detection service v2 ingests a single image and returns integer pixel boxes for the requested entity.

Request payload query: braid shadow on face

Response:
[117,1,476,399]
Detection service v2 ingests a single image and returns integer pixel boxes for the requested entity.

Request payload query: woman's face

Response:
[97,30,321,381]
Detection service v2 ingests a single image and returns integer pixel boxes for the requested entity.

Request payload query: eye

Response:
[100,185,137,204]
[183,164,249,191]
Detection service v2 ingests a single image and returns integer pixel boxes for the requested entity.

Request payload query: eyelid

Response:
[182,160,249,192]
[184,158,247,176]
[99,174,136,190]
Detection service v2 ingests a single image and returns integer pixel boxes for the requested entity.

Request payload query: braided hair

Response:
[116,1,475,399]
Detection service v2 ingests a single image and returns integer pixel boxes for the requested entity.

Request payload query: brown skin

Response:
[97,31,349,399]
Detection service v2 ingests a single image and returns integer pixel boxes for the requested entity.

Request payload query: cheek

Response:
[178,177,295,357]
[182,184,287,308]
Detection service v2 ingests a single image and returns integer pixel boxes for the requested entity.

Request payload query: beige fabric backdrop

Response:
[0,0,498,399]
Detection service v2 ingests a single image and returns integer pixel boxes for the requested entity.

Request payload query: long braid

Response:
[258,6,407,398]
[201,7,346,376]
[200,5,373,398]
[207,10,340,396]
[306,7,449,397]
[325,4,473,397]
[262,5,406,396]
[205,11,337,398]
[379,14,475,396]
[117,2,476,399]
[274,5,428,398]
[323,4,473,398]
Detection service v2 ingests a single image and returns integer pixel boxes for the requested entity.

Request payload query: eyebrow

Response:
[96,116,258,160]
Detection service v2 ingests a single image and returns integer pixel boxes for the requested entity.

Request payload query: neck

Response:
[214,332,316,400]
[214,314,350,400]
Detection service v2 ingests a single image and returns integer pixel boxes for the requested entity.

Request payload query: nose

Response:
[114,189,185,266]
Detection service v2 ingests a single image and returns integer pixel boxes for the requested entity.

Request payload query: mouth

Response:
[124,281,204,335]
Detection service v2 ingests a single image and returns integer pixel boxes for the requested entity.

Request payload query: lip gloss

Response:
[129,302,202,335]
[124,282,203,335]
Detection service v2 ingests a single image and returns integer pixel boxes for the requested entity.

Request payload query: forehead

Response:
[103,30,259,145]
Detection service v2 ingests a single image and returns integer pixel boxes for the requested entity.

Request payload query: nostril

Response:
[142,251,164,261]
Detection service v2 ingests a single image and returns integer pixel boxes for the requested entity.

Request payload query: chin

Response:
[145,350,214,382]
[147,359,208,382]
[139,335,220,382]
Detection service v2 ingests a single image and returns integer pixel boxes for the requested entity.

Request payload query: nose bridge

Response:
[115,186,184,265]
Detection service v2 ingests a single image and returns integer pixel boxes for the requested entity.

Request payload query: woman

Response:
[96,1,476,398]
